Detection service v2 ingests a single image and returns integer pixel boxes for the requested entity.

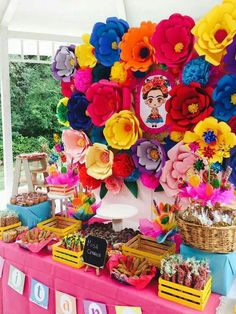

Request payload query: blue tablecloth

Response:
[7,201,51,229]
[180,244,236,296]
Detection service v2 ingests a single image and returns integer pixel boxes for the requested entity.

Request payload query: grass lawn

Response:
[0,165,4,191]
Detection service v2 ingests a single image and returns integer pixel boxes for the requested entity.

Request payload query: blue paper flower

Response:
[67,92,92,131]
[213,74,236,122]
[182,57,210,85]
[90,17,129,67]
[90,126,107,145]
[125,168,140,182]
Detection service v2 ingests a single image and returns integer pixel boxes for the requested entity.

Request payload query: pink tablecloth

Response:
[0,242,220,314]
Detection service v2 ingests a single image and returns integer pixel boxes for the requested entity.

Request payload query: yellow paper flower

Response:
[85,143,114,180]
[183,117,236,163]
[110,61,128,84]
[103,110,142,150]
[75,34,97,68]
[192,1,236,65]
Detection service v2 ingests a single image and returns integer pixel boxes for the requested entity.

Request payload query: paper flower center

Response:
[147,147,160,161]
[112,41,118,50]
[69,58,75,66]
[202,146,215,158]
[100,151,109,163]
[203,130,217,144]
[214,29,228,43]
[174,42,184,53]
[77,138,85,147]
[188,103,199,114]
[124,123,132,132]
[231,93,236,105]
[140,47,150,58]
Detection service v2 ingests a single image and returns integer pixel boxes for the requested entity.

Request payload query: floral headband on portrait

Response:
[142,76,170,96]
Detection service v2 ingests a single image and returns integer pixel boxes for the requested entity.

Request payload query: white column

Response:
[0,26,13,195]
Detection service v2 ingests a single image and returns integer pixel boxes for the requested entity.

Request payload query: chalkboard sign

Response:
[82,235,107,268]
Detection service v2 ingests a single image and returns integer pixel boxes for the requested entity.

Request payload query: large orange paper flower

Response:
[120,21,156,72]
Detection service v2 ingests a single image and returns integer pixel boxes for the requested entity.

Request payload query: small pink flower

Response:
[140,173,159,189]
[62,129,90,164]
[105,176,123,194]
[74,68,93,94]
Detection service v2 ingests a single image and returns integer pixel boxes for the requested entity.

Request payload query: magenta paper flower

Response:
[62,129,90,164]
[160,141,198,197]
[74,68,93,94]
[151,14,195,68]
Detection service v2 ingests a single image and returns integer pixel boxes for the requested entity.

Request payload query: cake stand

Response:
[96,203,138,231]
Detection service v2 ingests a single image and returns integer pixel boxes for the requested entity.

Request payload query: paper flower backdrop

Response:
[50,0,236,198]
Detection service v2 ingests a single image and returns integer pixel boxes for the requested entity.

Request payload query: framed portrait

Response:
[134,69,175,134]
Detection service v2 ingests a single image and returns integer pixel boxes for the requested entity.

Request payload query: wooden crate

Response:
[122,234,176,267]
[37,216,81,238]
[158,276,212,311]
[52,242,84,268]
[0,222,21,240]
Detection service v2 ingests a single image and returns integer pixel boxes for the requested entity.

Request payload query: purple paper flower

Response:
[224,35,236,74]
[51,45,77,82]
[67,92,92,131]
[131,139,166,178]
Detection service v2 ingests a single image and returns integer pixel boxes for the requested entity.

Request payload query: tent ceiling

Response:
[1,0,222,38]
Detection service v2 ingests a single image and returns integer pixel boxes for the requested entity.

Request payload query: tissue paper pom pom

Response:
[110,61,128,84]
[79,164,101,189]
[74,68,93,94]
[62,129,90,164]
[90,17,129,67]
[140,173,159,189]
[151,14,195,68]
[160,141,198,197]
[61,77,76,98]
[165,83,213,132]
[105,176,123,194]
[104,110,142,150]
[213,74,236,122]
[112,153,135,178]
[51,45,77,82]
[223,35,236,74]
[182,57,211,86]
[85,143,114,180]
[131,139,165,178]
[120,21,156,72]
[56,97,70,127]
[86,80,126,127]
[192,1,236,65]
[67,92,92,131]
[92,63,111,82]
[75,34,97,68]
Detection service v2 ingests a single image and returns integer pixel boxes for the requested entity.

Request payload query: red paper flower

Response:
[79,164,101,189]
[228,116,236,134]
[112,153,135,178]
[86,80,129,126]
[151,14,195,68]
[61,77,76,98]
[165,83,213,132]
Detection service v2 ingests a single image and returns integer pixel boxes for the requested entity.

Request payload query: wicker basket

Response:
[177,212,236,253]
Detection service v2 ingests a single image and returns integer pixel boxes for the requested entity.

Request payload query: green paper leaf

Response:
[100,182,108,199]
[124,181,138,198]
[154,184,164,192]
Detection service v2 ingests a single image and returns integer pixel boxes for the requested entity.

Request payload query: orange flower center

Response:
[100,151,109,163]
[231,93,236,105]
[77,138,85,147]
[174,42,184,53]
[149,149,159,161]
[214,29,228,43]
[188,103,199,114]
[124,123,132,132]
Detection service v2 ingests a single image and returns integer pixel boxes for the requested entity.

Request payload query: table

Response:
[0,242,220,314]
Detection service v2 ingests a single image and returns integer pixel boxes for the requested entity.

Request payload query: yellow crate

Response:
[0,222,21,240]
[37,216,81,238]
[158,276,212,311]
[52,242,84,268]
[122,234,176,267]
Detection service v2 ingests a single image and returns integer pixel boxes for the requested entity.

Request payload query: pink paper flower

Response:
[160,141,198,197]
[140,173,159,189]
[62,129,90,164]
[151,14,195,68]
[74,68,93,94]
[86,80,130,126]
[105,176,123,194]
